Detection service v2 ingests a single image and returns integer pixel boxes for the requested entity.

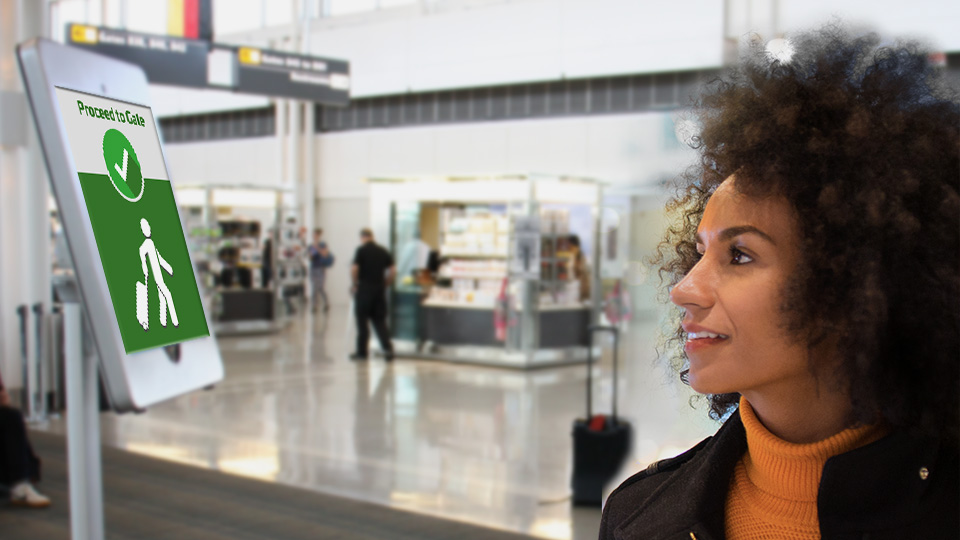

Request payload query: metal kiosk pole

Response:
[54,275,105,540]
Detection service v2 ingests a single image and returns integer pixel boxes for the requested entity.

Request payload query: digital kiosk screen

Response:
[54,87,209,353]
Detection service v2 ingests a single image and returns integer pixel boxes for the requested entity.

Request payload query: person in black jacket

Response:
[601,24,959,539]
[350,228,395,361]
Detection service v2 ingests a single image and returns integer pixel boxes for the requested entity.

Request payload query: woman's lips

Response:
[684,334,729,353]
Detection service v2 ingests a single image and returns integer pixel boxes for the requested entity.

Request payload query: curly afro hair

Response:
[656,23,960,441]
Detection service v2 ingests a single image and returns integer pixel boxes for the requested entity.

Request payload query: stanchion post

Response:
[16,305,29,411]
[31,302,46,422]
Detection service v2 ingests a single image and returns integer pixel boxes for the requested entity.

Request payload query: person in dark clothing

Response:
[260,235,273,289]
[0,371,50,507]
[350,228,395,361]
[601,25,959,539]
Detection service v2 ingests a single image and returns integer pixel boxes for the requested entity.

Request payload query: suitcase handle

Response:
[586,325,620,425]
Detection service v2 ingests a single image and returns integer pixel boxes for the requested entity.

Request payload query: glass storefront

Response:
[370,174,603,368]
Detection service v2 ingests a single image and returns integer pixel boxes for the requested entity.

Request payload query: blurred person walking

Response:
[350,228,395,361]
[307,228,335,313]
[567,234,591,302]
[0,369,50,508]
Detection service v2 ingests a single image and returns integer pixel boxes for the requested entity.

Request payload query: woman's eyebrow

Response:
[695,226,776,246]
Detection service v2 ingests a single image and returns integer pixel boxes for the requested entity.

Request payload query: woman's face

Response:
[670,176,812,397]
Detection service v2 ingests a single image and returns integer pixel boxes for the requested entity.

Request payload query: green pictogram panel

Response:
[76,128,208,353]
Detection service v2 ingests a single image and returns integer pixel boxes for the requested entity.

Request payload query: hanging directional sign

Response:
[233,46,350,106]
[66,24,351,105]
[68,24,210,88]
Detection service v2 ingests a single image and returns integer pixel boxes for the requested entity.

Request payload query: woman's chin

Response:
[687,371,733,396]
[687,372,709,394]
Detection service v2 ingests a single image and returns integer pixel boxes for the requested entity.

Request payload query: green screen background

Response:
[78,172,209,353]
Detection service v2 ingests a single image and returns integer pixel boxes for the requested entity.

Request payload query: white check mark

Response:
[114,148,129,181]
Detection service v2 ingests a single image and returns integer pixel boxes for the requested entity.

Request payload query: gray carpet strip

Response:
[0,430,536,540]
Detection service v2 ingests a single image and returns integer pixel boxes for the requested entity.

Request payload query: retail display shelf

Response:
[440,273,506,280]
[440,252,508,259]
[537,303,589,311]
[422,299,496,309]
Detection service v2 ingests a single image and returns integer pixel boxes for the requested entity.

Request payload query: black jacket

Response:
[599,410,959,540]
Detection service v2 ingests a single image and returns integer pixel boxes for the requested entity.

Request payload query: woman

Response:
[600,25,959,539]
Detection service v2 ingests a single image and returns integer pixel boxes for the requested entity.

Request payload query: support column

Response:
[275,98,287,189]
[0,0,50,404]
[20,0,52,420]
[300,1,315,235]
[302,103,315,235]
[286,98,299,194]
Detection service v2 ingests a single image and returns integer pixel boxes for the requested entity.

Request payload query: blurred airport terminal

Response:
[0,1,957,538]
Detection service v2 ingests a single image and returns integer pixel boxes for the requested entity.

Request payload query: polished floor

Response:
[38,304,717,540]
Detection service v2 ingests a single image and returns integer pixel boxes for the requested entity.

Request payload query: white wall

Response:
[163,136,281,188]
[208,0,960,103]
[240,0,726,98]
[46,1,956,117]
[149,85,271,117]
[315,111,693,196]
[315,197,369,308]
[778,0,960,51]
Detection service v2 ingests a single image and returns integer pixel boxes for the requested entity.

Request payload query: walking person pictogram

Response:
[136,218,178,330]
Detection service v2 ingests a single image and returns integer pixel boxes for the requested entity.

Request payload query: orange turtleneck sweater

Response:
[724,397,883,540]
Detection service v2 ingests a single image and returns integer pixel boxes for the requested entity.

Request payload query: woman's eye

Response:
[730,246,754,265]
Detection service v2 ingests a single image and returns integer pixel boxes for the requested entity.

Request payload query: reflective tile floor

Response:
[39,305,717,540]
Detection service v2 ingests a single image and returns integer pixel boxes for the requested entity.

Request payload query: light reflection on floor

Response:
[39,305,717,539]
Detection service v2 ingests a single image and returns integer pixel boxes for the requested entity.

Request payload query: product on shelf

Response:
[440,211,509,256]
[427,205,587,309]
[540,208,570,235]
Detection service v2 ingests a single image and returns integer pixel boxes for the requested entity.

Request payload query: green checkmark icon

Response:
[102,129,144,202]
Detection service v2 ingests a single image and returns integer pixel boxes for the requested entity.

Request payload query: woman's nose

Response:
[670,258,713,310]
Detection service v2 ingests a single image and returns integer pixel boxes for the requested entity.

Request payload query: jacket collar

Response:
[614,408,954,540]
[818,428,949,534]
[615,411,747,540]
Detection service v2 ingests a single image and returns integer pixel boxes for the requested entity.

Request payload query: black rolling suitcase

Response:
[571,325,632,506]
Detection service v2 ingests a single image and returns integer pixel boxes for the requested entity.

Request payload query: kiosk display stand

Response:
[18,39,225,540]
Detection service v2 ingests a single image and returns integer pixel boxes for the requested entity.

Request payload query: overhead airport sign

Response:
[233,46,350,106]
[68,24,209,88]
[66,24,351,105]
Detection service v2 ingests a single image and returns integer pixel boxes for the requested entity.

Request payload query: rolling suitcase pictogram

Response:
[136,277,149,330]
[571,325,632,506]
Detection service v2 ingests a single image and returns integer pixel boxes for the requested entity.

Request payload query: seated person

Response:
[0,371,49,508]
